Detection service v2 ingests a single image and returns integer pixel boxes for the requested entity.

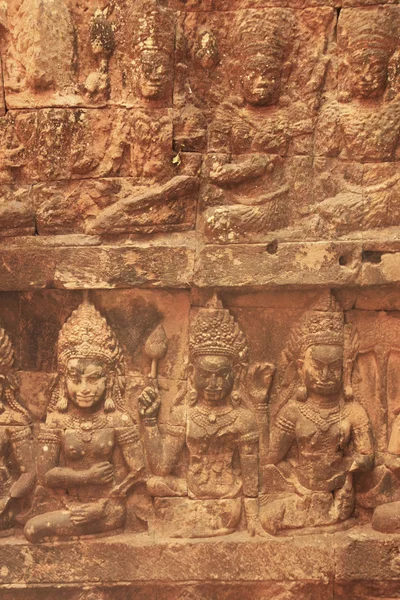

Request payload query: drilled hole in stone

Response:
[266,240,278,255]
[339,255,348,266]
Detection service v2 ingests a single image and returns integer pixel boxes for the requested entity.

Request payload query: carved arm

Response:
[9,426,36,498]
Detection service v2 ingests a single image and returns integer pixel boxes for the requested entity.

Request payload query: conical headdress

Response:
[286,295,344,362]
[133,0,175,57]
[236,9,294,60]
[342,8,398,55]
[190,295,248,367]
[57,298,124,372]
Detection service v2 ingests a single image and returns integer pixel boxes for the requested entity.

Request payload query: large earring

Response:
[104,376,116,412]
[296,384,308,403]
[55,380,68,412]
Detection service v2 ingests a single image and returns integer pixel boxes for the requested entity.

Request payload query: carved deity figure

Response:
[139,296,265,538]
[0,326,35,533]
[24,298,145,543]
[311,9,400,234]
[205,10,309,238]
[260,299,374,534]
[131,1,174,104]
[371,414,400,533]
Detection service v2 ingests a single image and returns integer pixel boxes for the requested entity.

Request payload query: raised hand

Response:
[138,386,161,420]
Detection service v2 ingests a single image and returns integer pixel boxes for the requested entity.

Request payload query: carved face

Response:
[348,49,388,99]
[241,53,283,106]
[138,50,172,100]
[65,358,108,410]
[300,344,343,397]
[193,355,235,405]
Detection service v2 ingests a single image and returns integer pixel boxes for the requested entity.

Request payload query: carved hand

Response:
[138,386,161,420]
[249,362,276,404]
[86,462,114,485]
[70,500,107,525]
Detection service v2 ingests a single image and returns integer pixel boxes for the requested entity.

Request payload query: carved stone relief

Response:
[1,288,400,544]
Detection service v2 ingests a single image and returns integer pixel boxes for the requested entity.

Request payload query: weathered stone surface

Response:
[2,0,400,596]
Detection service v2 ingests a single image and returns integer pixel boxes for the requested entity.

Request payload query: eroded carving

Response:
[260,297,374,534]
[84,10,115,102]
[10,0,75,96]
[24,297,145,542]
[139,295,268,537]
[0,325,35,534]
[131,1,175,105]
[310,8,400,236]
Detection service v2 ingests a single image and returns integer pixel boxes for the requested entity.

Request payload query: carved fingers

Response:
[87,462,114,485]
[138,386,161,419]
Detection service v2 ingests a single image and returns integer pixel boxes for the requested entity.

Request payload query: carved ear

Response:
[187,363,195,379]
[296,359,304,373]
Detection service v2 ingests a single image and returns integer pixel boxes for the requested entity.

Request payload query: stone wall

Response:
[0,1,400,599]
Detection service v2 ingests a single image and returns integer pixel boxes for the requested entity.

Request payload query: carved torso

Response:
[276,399,371,492]
[176,403,258,499]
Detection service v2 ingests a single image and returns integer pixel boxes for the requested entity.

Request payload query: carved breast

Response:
[63,428,115,464]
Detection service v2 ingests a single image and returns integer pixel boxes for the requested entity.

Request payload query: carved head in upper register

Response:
[132,1,174,101]
[89,12,115,60]
[188,295,248,407]
[282,296,358,403]
[0,326,29,421]
[342,9,399,101]
[236,10,293,107]
[51,297,126,414]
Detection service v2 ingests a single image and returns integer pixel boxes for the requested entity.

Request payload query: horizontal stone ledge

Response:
[0,528,397,586]
[0,237,195,290]
[0,532,334,585]
[195,242,400,288]
[2,238,400,290]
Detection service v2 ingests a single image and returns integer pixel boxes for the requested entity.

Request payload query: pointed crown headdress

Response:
[281,294,359,399]
[133,0,174,58]
[57,297,124,373]
[190,294,248,368]
[236,9,294,61]
[343,8,399,56]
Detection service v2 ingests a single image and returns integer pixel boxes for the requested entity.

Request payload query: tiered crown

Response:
[236,9,293,60]
[58,298,124,371]
[133,0,174,57]
[345,9,398,55]
[190,295,248,366]
[285,295,346,361]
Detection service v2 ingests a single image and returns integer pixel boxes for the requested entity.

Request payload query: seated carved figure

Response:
[0,326,35,533]
[260,299,374,534]
[205,9,318,240]
[311,9,400,235]
[139,296,265,538]
[24,298,145,543]
[372,413,400,533]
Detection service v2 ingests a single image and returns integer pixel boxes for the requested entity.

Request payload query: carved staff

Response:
[144,324,168,391]
[249,363,275,463]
